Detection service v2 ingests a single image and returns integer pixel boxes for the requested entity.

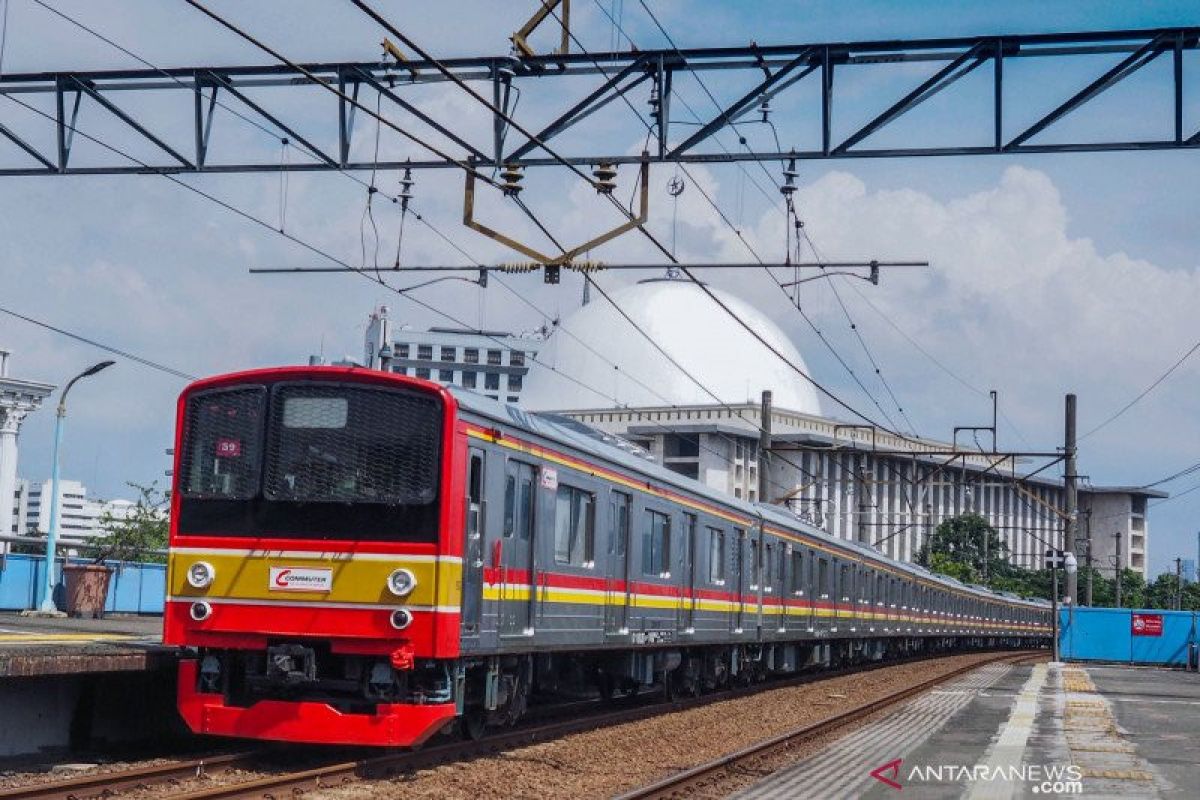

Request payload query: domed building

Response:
[521,278,822,416]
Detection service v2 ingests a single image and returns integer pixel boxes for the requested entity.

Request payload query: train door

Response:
[461,447,486,637]
[681,513,697,631]
[772,542,786,632]
[499,460,537,636]
[605,491,632,634]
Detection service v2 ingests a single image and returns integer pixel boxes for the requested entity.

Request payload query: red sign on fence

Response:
[1131,613,1164,637]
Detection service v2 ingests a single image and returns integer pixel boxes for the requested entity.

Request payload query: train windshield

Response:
[177,381,443,541]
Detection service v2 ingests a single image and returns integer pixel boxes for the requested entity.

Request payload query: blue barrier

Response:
[1059,607,1199,666]
[0,553,166,615]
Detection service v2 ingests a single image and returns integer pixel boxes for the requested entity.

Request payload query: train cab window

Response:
[503,461,536,540]
[642,510,671,577]
[609,491,631,557]
[554,484,594,567]
[817,558,830,598]
[790,550,804,595]
[707,527,726,584]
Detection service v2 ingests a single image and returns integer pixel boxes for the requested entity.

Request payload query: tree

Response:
[94,482,169,564]
[916,514,1010,582]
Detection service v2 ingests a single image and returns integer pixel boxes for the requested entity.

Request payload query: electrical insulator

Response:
[648,83,661,121]
[760,98,771,123]
[593,162,618,194]
[398,166,414,212]
[780,156,798,198]
[500,163,524,196]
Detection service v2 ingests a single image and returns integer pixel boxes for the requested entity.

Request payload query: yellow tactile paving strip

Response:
[1059,666,1159,794]
[0,631,142,644]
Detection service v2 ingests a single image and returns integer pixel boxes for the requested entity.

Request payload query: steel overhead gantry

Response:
[0,27,1197,176]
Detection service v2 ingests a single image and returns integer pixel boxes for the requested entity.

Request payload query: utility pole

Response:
[758,390,772,505]
[1085,509,1094,607]
[856,466,869,546]
[1063,393,1078,589]
[1114,531,1123,608]
[1176,557,1183,610]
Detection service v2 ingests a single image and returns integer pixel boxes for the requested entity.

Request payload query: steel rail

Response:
[613,650,1044,800]
[0,751,264,800]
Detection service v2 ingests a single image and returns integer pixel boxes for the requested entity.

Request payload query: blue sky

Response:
[1,1,1198,575]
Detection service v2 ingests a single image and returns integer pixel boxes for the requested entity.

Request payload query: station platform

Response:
[0,611,171,677]
[0,613,181,759]
[734,660,1199,799]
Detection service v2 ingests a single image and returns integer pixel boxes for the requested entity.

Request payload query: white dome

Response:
[522,279,822,414]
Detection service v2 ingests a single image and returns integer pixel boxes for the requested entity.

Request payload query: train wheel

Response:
[462,708,487,741]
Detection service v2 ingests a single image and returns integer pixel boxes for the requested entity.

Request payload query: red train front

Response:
[165,366,465,746]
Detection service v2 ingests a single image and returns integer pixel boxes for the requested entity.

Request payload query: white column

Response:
[0,409,21,549]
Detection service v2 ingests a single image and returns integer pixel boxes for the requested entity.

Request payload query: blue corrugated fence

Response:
[0,553,165,614]
[1059,606,1199,666]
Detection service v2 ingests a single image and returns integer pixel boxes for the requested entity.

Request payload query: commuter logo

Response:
[870,758,903,790]
[268,566,333,592]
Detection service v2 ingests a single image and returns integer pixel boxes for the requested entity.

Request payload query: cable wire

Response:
[0,305,197,380]
[1079,335,1200,441]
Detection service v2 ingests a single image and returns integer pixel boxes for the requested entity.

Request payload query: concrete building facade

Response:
[558,401,1160,575]
[363,305,541,405]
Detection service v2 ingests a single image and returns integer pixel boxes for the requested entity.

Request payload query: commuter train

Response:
[165,366,1050,746]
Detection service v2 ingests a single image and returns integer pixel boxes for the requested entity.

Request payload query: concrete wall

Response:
[0,669,182,759]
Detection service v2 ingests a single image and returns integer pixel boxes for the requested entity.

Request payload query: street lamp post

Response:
[35,360,114,614]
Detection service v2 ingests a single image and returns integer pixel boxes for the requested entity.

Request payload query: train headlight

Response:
[387,568,417,597]
[190,601,213,621]
[186,561,215,589]
[390,608,413,630]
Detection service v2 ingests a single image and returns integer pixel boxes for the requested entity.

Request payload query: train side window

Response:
[503,461,536,540]
[779,545,788,594]
[642,509,671,577]
[554,484,594,567]
[468,453,484,537]
[750,539,761,589]
[790,549,804,595]
[838,563,850,601]
[817,558,830,598]
[764,543,774,592]
[707,527,726,584]
[609,491,631,557]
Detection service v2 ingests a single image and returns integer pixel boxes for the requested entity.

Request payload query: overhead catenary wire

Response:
[0,305,197,381]
[1079,334,1200,441]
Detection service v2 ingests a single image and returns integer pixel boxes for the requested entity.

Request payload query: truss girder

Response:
[0,26,1196,177]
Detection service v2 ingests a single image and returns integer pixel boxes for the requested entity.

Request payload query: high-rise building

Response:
[10,478,137,542]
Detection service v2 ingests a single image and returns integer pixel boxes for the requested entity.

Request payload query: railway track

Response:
[614,650,1044,800]
[0,649,1040,800]
[0,752,264,800]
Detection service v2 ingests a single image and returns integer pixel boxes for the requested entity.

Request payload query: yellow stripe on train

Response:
[169,550,463,609]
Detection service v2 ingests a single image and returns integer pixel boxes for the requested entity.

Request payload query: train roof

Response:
[449,386,1048,609]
